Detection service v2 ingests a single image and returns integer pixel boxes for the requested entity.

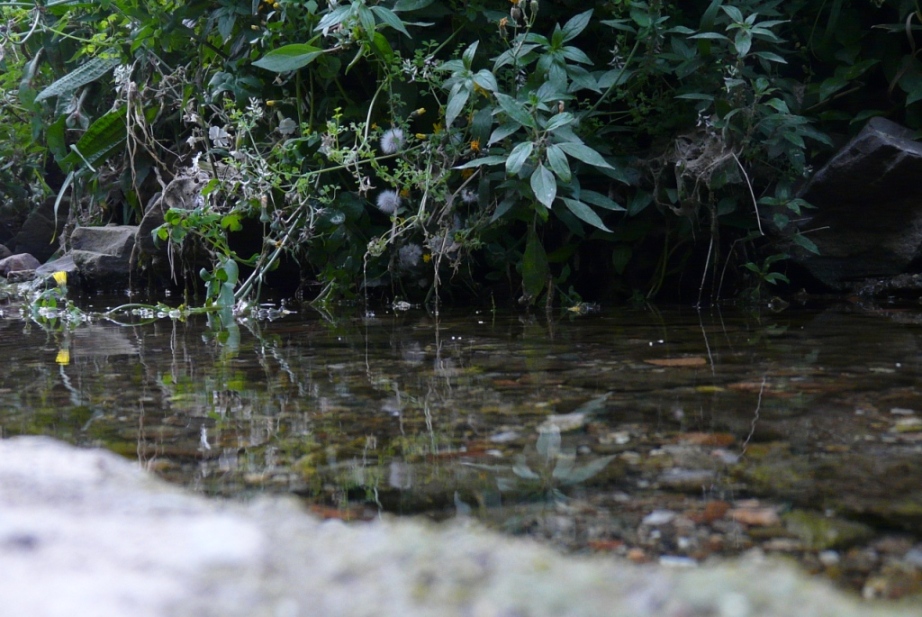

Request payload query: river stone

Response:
[794,117,922,288]
[69,225,137,285]
[0,252,41,276]
[0,436,914,617]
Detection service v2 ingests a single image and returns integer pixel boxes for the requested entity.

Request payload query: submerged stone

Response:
[784,510,875,551]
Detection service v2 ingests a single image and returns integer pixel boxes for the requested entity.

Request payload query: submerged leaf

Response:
[557,455,618,486]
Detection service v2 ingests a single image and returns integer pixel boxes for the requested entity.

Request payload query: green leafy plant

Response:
[11,0,922,311]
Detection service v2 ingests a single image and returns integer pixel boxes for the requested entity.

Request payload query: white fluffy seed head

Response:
[375,189,401,214]
[380,127,406,154]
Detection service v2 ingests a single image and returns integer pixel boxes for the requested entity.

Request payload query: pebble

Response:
[642,510,677,526]
[728,506,781,527]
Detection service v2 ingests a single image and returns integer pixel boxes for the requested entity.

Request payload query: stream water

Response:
[3,298,922,599]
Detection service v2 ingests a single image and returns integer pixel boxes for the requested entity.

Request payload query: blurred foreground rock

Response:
[0,436,914,617]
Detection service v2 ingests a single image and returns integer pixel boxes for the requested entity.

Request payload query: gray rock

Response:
[136,176,206,258]
[0,252,41,277]
[795,118,922,288]
[69,225,137,284]
[10,198,67,262]
[35,254,76,279]
[0,436,914,617]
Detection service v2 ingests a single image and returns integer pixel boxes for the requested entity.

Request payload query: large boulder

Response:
[794,117,922,289]
[69,225,137,285]
[0,436,913,617]
[9,198,68,263]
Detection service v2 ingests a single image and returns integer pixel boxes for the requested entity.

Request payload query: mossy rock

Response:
[783,509,874,550]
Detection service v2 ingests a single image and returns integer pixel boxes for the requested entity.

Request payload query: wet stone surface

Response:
[3,299,922,601]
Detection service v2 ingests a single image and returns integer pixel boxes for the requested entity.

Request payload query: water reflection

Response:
[3,302,922,595]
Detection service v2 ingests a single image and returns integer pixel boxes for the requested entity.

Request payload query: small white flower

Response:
[461,189,478,204]
[380,127,405,154]
[375,190,401,214]
[277,117,297,136]
[209,125,231,148]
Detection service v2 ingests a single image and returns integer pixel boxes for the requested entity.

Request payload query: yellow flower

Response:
[432,122,443,134]
[415,133,427,140]
[470,139,481,152]
[461,168,475,179]
[56,349,70,366]
[423,253,432,263]
[266,100,278,107]
[415,107,426,116]
[52,271,67,286]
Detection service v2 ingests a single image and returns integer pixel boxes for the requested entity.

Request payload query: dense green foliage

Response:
[1,0,921,308]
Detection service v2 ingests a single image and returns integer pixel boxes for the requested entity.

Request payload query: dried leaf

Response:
[644,357,707,367]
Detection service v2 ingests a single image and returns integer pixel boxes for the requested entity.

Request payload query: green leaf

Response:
[793,233,820,255]
[531,163,557,208]
[370,5,411,38]
[357,4,376,39]
[522,228,549,299]
[545,144,571,183]
[35,55,119,102]
[472,69,498,92]
[253,44,323,72]
[751,51,786,64]
[630,7,652,28]
[601,18,637,33]
[393,0,434,10]
[562,198,612,232]
[494,92,536,129]
[462,40,479,69]
[60,107,127,171]
[721,5,744,23]
[675,93,714,100]
[315,5,351,33]
[506,141,534,176]
[688,32,729,41]
[545,111,575,131]
[220,214,242,232]
[597,68,633,89]
[733,30,752,56]
[556,142,614,170]
[581,189,625,211]
[488,122,522,145]
[560,46,593,64]
[455,155,507,169]
[445,83,470,128]
[493,44,540,70]
[561,9,593,42]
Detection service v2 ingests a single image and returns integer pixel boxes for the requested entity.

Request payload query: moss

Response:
[783,509,874,550]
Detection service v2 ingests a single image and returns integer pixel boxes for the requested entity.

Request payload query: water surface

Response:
[3,299,922,597]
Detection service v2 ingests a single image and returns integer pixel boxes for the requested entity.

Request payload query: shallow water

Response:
[3,298,922,597]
